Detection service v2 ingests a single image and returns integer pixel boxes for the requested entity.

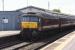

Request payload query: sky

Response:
[0,0,75,15]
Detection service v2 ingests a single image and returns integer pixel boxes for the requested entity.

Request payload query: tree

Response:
[52,9,61,13]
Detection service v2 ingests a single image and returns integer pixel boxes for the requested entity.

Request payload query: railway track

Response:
[2,38,52,50]
[0,29,74,50]
[0,35,24,49]
[17,42,48,50]
[16,30,73,50]
[2,42,33,50]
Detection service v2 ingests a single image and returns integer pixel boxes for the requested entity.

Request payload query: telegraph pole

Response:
[27,0,28,7]
[2,0,4,11]
[48,0,50,10]
[2,0,4,31]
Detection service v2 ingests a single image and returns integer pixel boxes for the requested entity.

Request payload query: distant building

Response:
[0,6,51,30]
[0,11,21,30]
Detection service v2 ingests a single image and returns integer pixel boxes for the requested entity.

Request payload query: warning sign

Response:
[3,19,8,23]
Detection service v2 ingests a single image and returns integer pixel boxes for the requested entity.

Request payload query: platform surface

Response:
[0,30,20,37]
[63,37,75,50]
[40,31,75,50]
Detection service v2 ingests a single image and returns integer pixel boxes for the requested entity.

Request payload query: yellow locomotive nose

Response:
[21,22,38,29]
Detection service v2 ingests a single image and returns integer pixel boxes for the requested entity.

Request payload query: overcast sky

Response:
[0,0,75,15]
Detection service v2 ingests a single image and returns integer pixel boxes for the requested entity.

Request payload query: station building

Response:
[0,6,49,31]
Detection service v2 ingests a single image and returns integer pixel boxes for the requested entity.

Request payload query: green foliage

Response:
[52,9,61,13]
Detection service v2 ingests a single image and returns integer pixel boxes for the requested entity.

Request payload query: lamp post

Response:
[48,0,50,10]
[27,0,28,6]
[2,0,4,11]
[2,0,4,31]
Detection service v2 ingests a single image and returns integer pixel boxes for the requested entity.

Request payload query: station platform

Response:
[40,31,75,50]
[0,30,20,38]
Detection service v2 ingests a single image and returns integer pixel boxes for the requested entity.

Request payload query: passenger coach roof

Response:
[39,12,58,19]
[16,6,75,19]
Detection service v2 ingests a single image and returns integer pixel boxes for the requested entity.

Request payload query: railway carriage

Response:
[20,12,75,40]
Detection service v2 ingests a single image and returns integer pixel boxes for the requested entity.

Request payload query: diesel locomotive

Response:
[20,12,75,40]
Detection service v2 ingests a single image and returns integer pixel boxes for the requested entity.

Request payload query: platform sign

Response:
[2,19,8,23]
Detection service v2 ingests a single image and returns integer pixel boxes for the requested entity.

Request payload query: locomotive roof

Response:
[21,12,75,19]
[40,12,75,19]
[17,6,75,19]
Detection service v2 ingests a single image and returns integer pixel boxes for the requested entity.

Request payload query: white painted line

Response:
[0,31,21,37]
[2,42,29,50]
